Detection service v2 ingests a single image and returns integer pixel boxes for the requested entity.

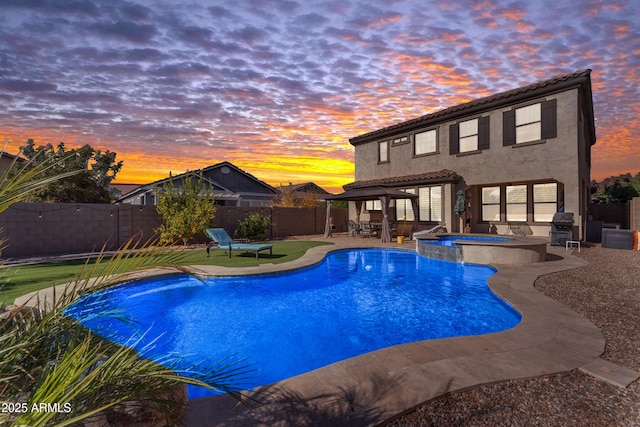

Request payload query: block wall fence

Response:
[631,197,640,232]
[0,203,348,258]
[589,197,640,231]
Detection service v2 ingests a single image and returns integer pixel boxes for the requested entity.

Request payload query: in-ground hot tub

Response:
[415,232,547,265]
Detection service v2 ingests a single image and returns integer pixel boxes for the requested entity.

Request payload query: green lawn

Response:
[0,240,333,305]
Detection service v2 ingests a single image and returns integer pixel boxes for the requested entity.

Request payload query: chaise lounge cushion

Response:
[205,228,272,259]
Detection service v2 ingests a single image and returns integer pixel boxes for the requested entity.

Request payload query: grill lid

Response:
[551,212,574,224]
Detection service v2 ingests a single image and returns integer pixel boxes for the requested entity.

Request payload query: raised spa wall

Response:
[415,233,548,265]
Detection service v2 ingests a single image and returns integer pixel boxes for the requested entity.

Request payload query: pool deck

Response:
[180,236,606,427]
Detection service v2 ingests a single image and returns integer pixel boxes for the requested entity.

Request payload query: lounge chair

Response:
[205,228,272,259]
[412,223,447,239]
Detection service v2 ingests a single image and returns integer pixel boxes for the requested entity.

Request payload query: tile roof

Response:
[343,169,461,190]
[350,69,594,145]
[276,182,332,195]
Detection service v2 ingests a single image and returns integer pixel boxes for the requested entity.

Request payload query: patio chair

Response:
[360,221,378,238]
[346,220,360,238]
[389,221,398,237]
[205,228,272,259]
[505,221,527,236]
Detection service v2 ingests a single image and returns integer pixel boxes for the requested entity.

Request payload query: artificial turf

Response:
[0,240,333,305]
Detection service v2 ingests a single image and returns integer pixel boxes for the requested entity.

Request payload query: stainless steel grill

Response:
[550,212,574,245]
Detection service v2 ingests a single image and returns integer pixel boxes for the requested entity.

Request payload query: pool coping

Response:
[180,240,605,427]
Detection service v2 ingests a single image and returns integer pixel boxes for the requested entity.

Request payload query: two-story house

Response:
[346,69,596,240]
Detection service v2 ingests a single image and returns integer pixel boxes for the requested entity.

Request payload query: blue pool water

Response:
[64,249,521,398]
[421,236,511,247]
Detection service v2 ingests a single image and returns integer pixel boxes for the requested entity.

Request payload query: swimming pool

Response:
[64,249,521,398]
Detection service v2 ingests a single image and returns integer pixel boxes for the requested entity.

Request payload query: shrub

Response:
[234,213,271,241]
[155,172,217,245]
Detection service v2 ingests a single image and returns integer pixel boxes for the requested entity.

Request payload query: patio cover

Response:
[324,186,419,242]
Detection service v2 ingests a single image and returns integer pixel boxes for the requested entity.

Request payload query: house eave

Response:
[343,170,462,190]
[350,69,595,146]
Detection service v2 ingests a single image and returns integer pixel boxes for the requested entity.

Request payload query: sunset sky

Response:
[1,0,638,193]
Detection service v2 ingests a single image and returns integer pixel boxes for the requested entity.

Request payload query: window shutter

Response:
[541,99,557,140]
[478,116,490,150]
[449,124,459,155]
[503,110,516,146]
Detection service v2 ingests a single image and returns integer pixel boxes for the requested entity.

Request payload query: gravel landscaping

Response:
[385,245,640,426]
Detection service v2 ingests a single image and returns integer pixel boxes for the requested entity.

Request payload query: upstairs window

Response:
[459,119,478,152]
[515,103,541,143]
[392,135,409,145]
[450,116,490,154]
[378,141,389,163]
[504,99,557,146]
[414,129,437,155]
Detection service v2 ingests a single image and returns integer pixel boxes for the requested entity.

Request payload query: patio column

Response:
[324,200,332,238]
[379,195,392,242]
[410,197,419,238]
[355,200,363,224]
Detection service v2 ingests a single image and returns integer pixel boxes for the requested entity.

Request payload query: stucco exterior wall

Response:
[355,90,580,186]
[353,88,591,239]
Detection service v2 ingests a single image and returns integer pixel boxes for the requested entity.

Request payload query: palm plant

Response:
[0,144,249,426]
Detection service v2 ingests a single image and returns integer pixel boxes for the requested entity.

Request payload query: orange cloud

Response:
[591,116,640,181]
[366,14,403,29]
[613,23,631,38]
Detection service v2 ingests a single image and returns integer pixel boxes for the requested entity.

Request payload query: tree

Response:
[299,191,323,208]
[20,139,123,203]
[155,172,217,245]
[272,187,324,208]
[271,186,298,207]
[591,172,640,203]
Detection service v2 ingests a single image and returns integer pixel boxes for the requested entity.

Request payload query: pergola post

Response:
[379,195,392,243]
[323,200,333,238]
[410,197,419,239]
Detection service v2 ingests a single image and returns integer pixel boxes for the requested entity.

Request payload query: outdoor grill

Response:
[550,212,574,245]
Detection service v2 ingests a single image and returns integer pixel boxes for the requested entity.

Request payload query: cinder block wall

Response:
[0,203,348,258]
[631,197,640,231]
[589,202,631,229]
[0,203,160,258]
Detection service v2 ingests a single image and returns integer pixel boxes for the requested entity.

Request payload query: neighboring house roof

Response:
[350,69,595,146]
[276,182,333,196]
[111,183,141,197]
[344,169,461,190]
[114,175,224,203]
[0,151,26,175]
[0,152,25,162]
[196,162,277,195]
[115,161,276,203]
